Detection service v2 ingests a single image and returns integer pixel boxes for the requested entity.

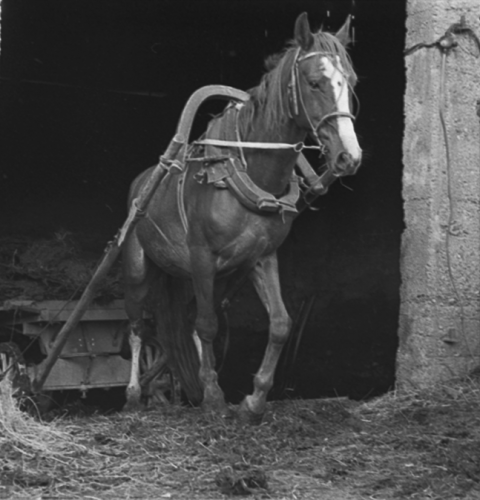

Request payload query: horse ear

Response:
[294,12,314,51]
[335,15,352,46]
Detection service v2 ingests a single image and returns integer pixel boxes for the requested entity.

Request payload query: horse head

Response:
[291,13,362,177]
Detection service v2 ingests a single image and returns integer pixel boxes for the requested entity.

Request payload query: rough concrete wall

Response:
[398,0,480,389]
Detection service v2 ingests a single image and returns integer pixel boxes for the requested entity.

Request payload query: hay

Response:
[0,377,93,498]
[350,376,480,499]
[0,377,85,456]
[0,233,122,301]
[1,376,480,499]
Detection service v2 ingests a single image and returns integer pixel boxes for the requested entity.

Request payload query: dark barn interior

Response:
[0,0,406,406]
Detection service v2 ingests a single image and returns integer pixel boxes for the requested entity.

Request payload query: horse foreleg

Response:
[123,233,157,410]
[191,249,227,415]
[239,252,291,423]
[125,317,143,410]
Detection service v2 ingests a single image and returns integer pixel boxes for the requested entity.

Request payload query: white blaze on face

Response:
[320,55,362,161]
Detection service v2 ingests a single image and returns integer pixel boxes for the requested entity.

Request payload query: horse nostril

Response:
[335,152,360,176]
[338,152,352,166]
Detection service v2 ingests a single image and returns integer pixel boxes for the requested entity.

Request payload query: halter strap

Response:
[193,51,355,156]
[289,48,355,137]
[316,111,356,129]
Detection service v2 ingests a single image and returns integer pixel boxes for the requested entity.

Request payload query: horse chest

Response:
[213,216,293,272]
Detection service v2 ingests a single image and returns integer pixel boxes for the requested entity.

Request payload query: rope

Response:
[438,46,470,356]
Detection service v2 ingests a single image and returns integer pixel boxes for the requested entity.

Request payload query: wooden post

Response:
[398,0,480,389]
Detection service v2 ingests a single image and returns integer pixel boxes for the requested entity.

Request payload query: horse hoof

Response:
[201,398,230,418]
[238,398,264,425]
[122,399,143,412]
[123,387,143,412]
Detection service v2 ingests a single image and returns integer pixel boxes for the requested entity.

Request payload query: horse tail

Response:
[148,273,203,405]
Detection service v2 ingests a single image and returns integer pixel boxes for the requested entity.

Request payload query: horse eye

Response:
[309,80,321,90]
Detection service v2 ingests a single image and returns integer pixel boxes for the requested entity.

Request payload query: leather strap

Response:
[189,157,300,216]
[224,158,300,215]
[194,138,322,153]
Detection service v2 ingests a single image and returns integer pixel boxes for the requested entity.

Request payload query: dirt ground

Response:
[0,210,477,499]
[2,373,480,500]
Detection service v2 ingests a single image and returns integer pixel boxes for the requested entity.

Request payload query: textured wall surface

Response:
[398,0,480,388]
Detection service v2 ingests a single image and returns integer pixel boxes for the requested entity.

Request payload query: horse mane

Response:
[239,29,357,137]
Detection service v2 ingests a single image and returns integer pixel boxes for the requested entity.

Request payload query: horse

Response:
[122,12,362,423]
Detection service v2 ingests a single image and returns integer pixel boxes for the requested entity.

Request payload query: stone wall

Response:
[398,0,480,388]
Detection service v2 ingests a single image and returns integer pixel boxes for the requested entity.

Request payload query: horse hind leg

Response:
[122,233,158,411]
[238,252,291,424]
[190,250,228,415]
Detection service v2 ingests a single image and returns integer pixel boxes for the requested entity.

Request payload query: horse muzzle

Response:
[331,151,362,177]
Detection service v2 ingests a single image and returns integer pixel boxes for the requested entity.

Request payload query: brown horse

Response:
[122,12,361,422]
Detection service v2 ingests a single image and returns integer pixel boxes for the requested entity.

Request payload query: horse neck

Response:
[241,111,307,196]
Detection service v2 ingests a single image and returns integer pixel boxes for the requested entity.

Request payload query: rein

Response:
[194,138,322,152]
[194,101,323,153]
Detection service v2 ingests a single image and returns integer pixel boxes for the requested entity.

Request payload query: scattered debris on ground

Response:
[1,373,480,499]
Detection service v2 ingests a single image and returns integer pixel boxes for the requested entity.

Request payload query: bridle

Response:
[193,48,356,159]
[289,47,356,150]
